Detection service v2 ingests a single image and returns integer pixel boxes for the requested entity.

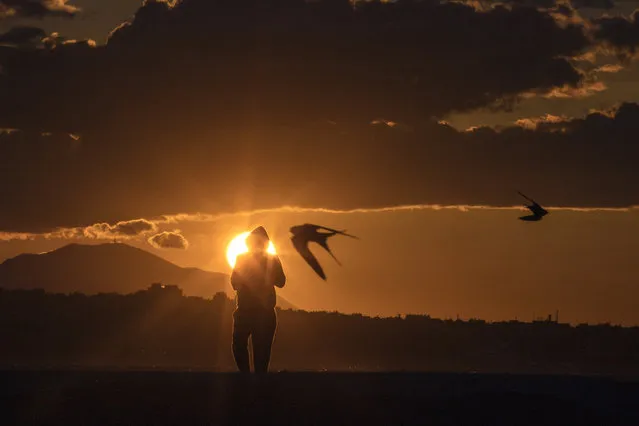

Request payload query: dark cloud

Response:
[0,0,589,133]
[571,0,614,9]
[495,0,558,9]
[147,230,188,250]
[2,102,639,233]
[454,0,612,11]
[526,101,639,133]
[0,25,44,44]
[593,10,639,59]
[0,0,79,19]
[0,0,632,233]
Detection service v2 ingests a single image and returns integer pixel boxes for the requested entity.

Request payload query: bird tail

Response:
[316,225,359,239]
[317,237,343,266]
[337,229,359,239]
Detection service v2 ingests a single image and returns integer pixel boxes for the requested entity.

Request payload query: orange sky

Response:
[3,1,639,326]
[2,207,638,326]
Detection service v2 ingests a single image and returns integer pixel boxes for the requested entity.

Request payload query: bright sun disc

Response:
[226,231,276,268]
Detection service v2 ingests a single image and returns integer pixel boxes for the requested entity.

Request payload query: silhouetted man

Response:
[230,226,286,373]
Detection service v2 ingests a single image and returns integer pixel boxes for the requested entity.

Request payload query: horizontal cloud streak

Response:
[0,202,632,243]
[32,204,638,241]
[161,204,637,222]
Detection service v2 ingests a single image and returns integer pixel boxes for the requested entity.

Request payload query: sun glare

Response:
[226,231,277,268]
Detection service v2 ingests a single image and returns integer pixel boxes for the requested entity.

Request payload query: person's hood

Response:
[249,226,270,240]
[246,226,271,250]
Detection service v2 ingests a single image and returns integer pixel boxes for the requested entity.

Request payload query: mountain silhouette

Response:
[0,243,296,309]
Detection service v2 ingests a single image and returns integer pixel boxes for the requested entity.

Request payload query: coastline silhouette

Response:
[1,286,638,375]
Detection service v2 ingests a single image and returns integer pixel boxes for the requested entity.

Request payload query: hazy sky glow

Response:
[2,206,639,325]
[2,0,639,325]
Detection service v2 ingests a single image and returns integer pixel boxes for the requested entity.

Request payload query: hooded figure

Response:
[230,226,286,373]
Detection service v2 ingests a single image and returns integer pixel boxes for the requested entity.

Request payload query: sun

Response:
[226,231,277,268]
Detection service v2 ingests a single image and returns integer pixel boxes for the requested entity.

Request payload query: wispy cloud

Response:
[594,63,624,73]
[156,204,636,224]
[544,81,607,98]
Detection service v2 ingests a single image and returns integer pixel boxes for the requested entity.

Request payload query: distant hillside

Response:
[0,243,296,309]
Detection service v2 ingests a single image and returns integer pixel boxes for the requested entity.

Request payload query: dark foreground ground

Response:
[1,371,638,426]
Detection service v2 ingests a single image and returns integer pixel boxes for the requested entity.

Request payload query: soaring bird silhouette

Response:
[517,191,548,221]
[289,224,358,280]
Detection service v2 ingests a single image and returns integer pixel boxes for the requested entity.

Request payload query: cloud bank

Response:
[0,100,638,232]
[0,0,636,232]
[0,0,591,132]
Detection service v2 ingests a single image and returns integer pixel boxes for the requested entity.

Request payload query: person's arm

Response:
[270,256,286,288]
[230,257,244,290]
[230,269,240,291]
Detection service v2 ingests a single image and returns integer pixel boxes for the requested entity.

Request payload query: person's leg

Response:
[232,310,251,373]
[252,309,277,374]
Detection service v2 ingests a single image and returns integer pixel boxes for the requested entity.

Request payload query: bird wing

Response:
[518,214,542,222]
[291,235,327,280]
[517,191,537,204]
[315,225,359,239]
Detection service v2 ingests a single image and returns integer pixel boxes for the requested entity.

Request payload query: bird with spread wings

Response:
[517,191,549,221]
[289,223,358,280]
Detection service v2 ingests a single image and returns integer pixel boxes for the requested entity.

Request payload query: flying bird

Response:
[517,191,548,221]
[289,224,358,280]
